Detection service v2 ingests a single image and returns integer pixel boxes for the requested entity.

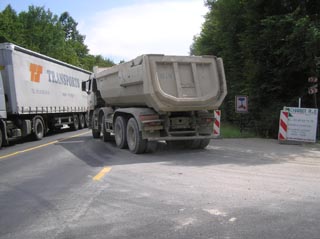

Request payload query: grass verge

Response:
[221,122,256,138]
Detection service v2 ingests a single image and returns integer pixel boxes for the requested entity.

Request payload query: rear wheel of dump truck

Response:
[145,141,158,153]
[126,118,147,154]
[114,116,128,149]
[0,127,3,148]
[92,116,100,138]
[92,129,100,138]
[101,115,113,142]
[33,117,45,140]
[199,139,210,149]
[185,139,201,149]
[79,114,85,129]
[166,140,185,149]
[71,114,79,131]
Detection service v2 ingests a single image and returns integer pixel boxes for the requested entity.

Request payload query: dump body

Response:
[95,54,227,113]
[0,43,90,115]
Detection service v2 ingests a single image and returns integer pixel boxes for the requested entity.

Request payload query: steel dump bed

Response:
[95,54,227,112]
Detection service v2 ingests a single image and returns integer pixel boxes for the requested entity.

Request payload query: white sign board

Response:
[235,95,248,113]
[283,107,318,143]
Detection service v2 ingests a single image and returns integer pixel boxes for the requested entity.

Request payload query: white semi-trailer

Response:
[83,54,227,154]
[0,43,91,148]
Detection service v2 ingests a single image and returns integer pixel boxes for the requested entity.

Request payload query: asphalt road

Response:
[0,129,320,239]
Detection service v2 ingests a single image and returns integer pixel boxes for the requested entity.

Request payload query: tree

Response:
[0,5,22,43]
[192,0,320,137]
[18,6,67,59]
[191,0,247,126]
[0,5,114,70]
[59,12,89,59]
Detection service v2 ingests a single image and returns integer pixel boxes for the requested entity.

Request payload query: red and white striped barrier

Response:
[278,110,289,141]
[214,110,221,137]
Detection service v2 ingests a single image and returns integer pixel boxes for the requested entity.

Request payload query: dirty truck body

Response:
[85,54,227,154]
[0,43,91,148]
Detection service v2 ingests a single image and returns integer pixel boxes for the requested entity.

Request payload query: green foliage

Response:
[192,0,320,138]
[0,5,22,44]
[0,4,114,70]
[221,122,256,138]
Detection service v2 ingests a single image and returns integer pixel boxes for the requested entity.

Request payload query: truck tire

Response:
[33,118,44,140]
[114,116,128,149]
[185,139,201,149]
[92,129,100,138]
[101,115,113,142]
[92,116,100,138]
[85,113,89,128]
[0,127,2,149]
[145,141,157,153]
[71,114,79,131]
[126,118,147,154]
[199,139,210,149]
[166,140,185,149]
[79,114,85,129]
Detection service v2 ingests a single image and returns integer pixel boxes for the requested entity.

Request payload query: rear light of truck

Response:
[139,114,163,129]
[139,114,159,121]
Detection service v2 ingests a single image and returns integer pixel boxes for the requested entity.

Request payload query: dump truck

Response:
[82,54,227,154]
[0,43,91,148]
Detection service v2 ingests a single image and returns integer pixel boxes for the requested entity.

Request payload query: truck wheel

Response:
[184,139,200,149]
[71,114,79,131]
[199,139,211,149]
[92,116,100,138]
[126,118,147,154]
[92,129,100,138]
[185,139,201,149]
[0,128,2,149]
[114,116,127,149]
[33,118,44,140]
[79,114,85,129]
[166,141,185,149]
[145,141,157,153]
[85,113,89,128]
[102,115,113,142]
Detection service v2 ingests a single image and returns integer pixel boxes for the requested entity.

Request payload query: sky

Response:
[0,0,207,63]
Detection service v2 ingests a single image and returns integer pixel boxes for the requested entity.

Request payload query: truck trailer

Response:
[0,43,91,148]
[83,54,227,154]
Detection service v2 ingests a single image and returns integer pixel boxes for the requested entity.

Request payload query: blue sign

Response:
[235,96,248,113]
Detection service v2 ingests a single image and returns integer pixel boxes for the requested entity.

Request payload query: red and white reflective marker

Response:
[278,110,289,141]
[214,110,221,137]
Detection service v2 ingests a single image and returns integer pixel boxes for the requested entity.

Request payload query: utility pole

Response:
[308,77,318,108]
[308,77,319,140]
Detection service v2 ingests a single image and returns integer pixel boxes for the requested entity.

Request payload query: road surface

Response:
[0,129,319,239]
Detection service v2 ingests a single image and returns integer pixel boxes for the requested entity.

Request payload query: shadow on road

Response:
[6,127,77,147]
[52,135,319,168]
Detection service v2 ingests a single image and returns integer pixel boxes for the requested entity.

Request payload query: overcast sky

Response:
[1,0,207,63]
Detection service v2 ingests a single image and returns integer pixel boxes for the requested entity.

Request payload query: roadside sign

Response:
[235,96,248,113]
[308,77,318,83]
[282,107,318,143]
[308,87,318,94]
[308,84,318,95]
